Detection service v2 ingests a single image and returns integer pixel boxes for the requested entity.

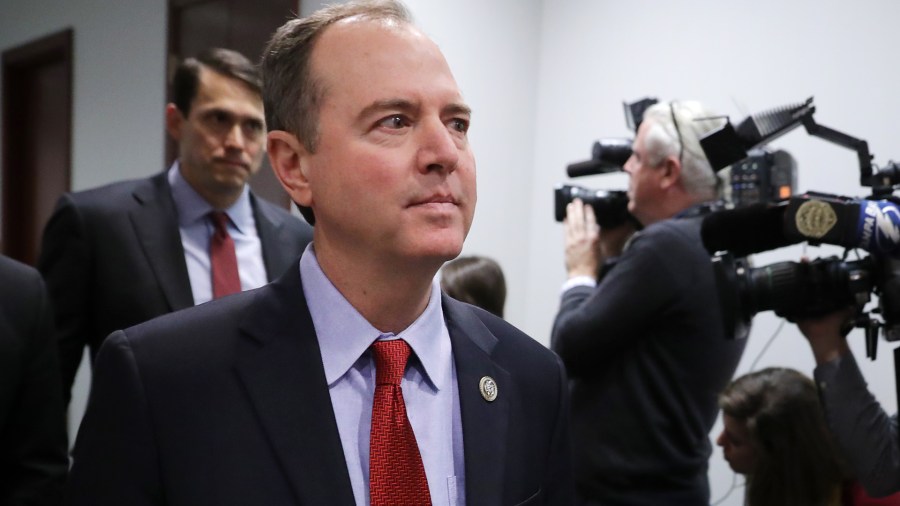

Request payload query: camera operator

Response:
[797,307,900,497]
[552,100,748,505]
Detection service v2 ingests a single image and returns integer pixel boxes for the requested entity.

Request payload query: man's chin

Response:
[212,174,252,192]
[413,241,465,266]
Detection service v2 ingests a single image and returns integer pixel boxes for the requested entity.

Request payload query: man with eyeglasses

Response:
[552,100,747,505]
[39,48,313,410]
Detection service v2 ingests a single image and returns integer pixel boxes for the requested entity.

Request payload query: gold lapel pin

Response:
[479,376,498,402]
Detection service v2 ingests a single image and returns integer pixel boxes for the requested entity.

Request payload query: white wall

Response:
[531,1,900,504]
[0,0,168,190]
[2,1,899,504]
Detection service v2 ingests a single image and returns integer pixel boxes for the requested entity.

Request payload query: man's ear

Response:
[659,155,682,190]
[164,103,184,142]
[268,130,313,208]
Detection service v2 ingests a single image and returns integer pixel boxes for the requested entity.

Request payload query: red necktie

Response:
[209,211,241,299]
[369,339,432,506]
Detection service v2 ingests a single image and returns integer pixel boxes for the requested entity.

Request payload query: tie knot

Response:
[372,339,411,386]
[210,211,230,234]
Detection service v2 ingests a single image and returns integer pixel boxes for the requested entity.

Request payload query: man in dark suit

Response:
[0,254,67,505]
[39,48,313,406]
[65,1,574,505]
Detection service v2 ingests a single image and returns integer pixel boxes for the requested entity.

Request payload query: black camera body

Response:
[731,148,797,207]
[552,99,656,228]
[555,136,637,228]
[553,185,632,228]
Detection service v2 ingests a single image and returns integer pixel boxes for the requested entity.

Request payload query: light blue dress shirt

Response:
[300,245,466,506]
[167,162,267,304]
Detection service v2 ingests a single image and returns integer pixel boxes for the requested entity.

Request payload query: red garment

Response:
[845,481,900,505]
[368,340,431,506]
[209,211,240,298]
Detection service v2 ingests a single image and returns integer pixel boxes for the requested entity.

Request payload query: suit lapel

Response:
[444,297,511,506]
[252,195,291,282]
[235,267,355,506]
[129,173,194,311]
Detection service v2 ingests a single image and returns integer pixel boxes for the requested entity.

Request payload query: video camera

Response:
[555,98,797,229]
[553,98,655,228]
[554,136,635,228]
[699,97,900,358]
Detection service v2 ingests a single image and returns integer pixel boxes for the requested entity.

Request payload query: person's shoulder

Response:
[0,254,40,284]
[445,297,561,370]
[64,173,165,211]
[102,286,263,377]
[633,215,703,251]
[0,256,45,336]
[126,287,257,347]
[251,194,313,235]
[251,193,291,216]
[0,255,43,307]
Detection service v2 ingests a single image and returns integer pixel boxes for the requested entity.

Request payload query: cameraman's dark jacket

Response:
[551,213,747,505]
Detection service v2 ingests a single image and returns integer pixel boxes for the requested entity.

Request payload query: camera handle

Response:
[851,313,882,360]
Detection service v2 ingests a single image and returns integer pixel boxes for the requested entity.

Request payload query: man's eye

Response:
[449,118,469,133]
[378,115,408,129]
[243,120,265,136]
[211,111,231,124]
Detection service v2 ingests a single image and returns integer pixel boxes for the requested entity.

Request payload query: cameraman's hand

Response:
[564,199,601,279]
[796,306,855,365]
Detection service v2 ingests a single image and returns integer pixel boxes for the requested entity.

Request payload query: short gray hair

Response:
[641,101,725,201]
[260,0,413,153]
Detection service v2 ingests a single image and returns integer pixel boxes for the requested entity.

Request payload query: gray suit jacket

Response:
[38,171,313,403]
[64,265,574,505]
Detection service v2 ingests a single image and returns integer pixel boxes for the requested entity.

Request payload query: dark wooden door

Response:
[2,29,73,265]
[168,0,299,209]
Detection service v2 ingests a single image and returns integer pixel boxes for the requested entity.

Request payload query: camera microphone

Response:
[701,193,900,258]
[566,159,617,178]
[700,203,797,256]
[784,194,900,256]
[855,200,900,255]
[565,138,633,178]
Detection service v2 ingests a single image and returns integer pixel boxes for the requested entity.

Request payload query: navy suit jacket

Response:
[38,171,313,403]
[65,264,574,505]
[0,255,68,505]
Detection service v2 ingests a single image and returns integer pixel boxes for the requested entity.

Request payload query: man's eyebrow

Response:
[199,106,264,122]
[199,107,233,116]
[444,102,472,117]
[358,99,419,121]
[357,99,473,121]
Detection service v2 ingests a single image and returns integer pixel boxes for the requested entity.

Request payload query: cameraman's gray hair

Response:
[641,101,725,201]
[260,0,413,152]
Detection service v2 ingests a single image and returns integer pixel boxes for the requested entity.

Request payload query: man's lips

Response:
[214,158,250,170]
[408,194,459,207]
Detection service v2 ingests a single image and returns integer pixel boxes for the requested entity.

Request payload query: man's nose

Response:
[417,119,459,174]
[224,123,246,150]
[623,154,637,175]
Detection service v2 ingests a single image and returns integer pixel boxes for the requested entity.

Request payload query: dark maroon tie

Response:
[209,211,241,299]
[369,339,432,506]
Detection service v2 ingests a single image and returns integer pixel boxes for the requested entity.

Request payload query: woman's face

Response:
[717,414,758,474]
